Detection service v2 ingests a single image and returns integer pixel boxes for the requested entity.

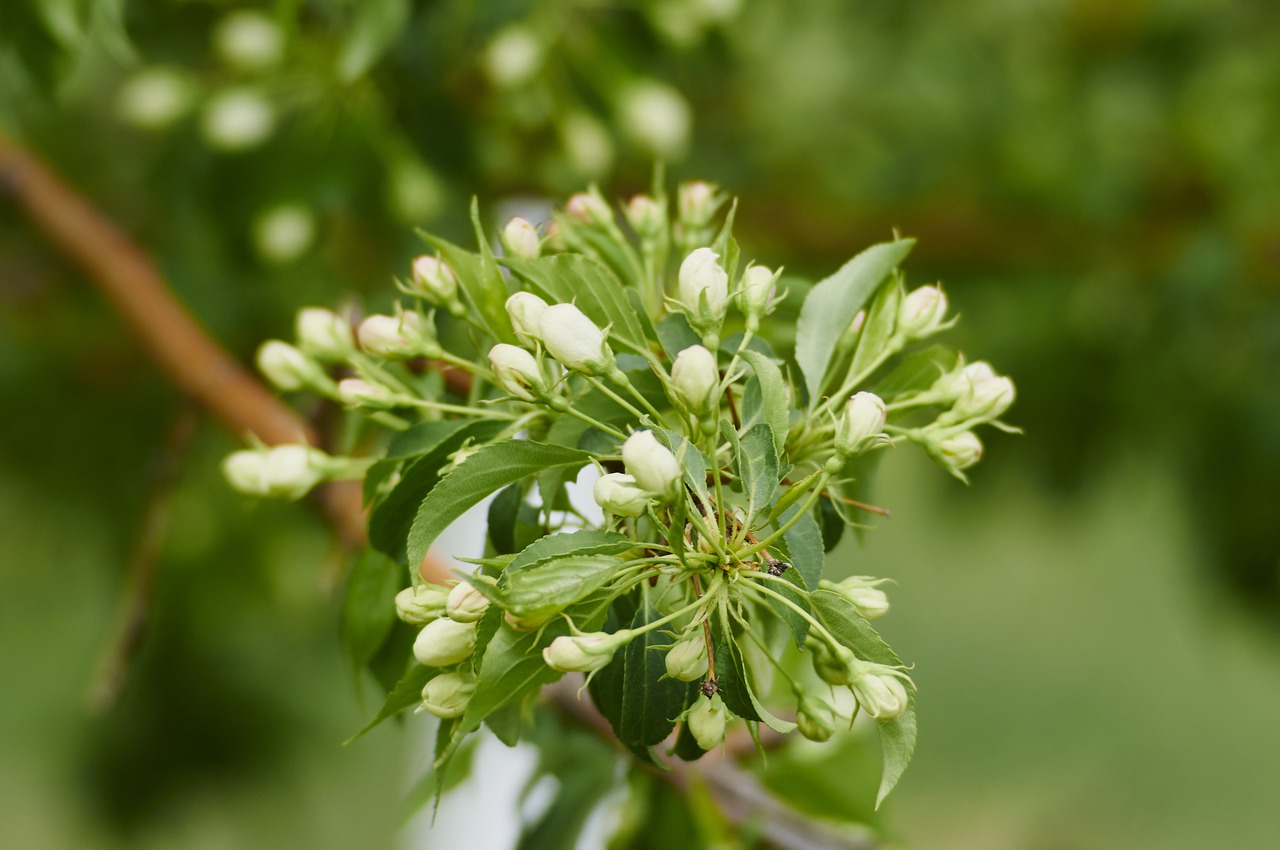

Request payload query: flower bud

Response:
[808,639,853,686]
[295,307,354,362]
[505,292,549,347]
[542,630,631,673]
[488,343,550,402]
[357,312,437,359]
[419,671,477,719]
[408,256,459,307]
[538,304,615,375]
[253,204,315,265]
[413,617,478,667]
[201,88,275,151]
[222,444,330,500]
[898,285,949,340]
[622,431,682,499]
[116,67,195,130]
[664,635,708,682]
[501,217,541,260]
[678,248,729,333]
[336,378,400,409]
[796,694,838,742]
[617,80,691,159]
[446,581,490,623]
[834,392,887,456]
[678,181,718,229]
[820,576,890,620]
[945,367,1015,424]
[564,192,613,228]
[593,473,652,518]
[396,584,450,626]
[936,430,983,472]
[930,361,996,402]
[737,265,779,323]
[624,195,666,243]
[214,10,284,72]
[687,693,728,750]
[505,610,550,632]
[484,25,542,88]
[850,665,910,720]
[256,340,329,392]
[670,345,719,415]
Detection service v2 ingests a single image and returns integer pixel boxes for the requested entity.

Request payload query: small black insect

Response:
[766,559,791,576]
[700,677,720,697]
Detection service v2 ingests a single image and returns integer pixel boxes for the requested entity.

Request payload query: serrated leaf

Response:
[368,419,507,563]
[740,350,789,455]
[488,483,525,555]
[506,529,635,573]
[735,422,779,527]
[780,504,825,590]
[619,601,692,749]
[502,555,626,617]
[423,230,516,344]
[406,441,593,570]
[847,276,903,381]
[810,589,917,806]
[713,610,796,734]
[504,254,649,354]
[796,239,915,410]
[340,549,402,677]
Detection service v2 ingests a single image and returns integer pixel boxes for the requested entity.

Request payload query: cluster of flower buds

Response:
[393,579,494,719]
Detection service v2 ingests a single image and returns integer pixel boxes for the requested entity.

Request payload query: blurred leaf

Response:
[337,0,410,83]
[340,548,402,677]
[348,660,432,742]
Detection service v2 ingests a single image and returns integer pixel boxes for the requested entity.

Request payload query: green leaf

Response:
[503,254,649,353]
[423,230,516,344]
[740,350,789,455]
[502,555,626,618]
[506,529,635,573]
[810,589,917,806]
[872,344,959,399]
[487,483,525,555]
[796,239,915,409]
[369,419,507,563]
[347,661,432,742]
[340,549,402,677]
[734,422,780,527]
[713,610,796,734]
[760,569,811,649]
[780,504,825,590]
[847,275,904,380]
[336,0,409,82]
[656,313,702,361]
[406,441,594,571]
[619,601,693,749]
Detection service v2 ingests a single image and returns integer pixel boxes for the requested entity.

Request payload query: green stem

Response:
[585,375,648,422]
[814,343,901,418]
[741,472,831,558]
[738,579,841,653]
[562,406,627,440]
[406,398,516,419]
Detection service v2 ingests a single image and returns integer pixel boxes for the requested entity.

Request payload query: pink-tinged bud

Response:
[501,217,541,260]
[687,693,728,750]
[624,194,666,242]
[678,181,718,227]
[834,392,887,456]
[419,671,476,719]
[538,303,615,375]
[357,312,438,359]
[413,617,477,667]
[446,581,490,623]
[622,431,682,499]
[408,255,458,306]
[564,192,613,228]
[593,473,652,518]
[898,285,948,340]
[505,292,549,347]
[488,343,548,402]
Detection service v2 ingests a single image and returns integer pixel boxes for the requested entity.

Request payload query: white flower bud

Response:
[505,292,549,347]
[622,431,682,499]
[834,392,887,456]
[336,378,398,409]
[937,430,983,472]
[505,610,550,632]
[357,312,436,359]
[446,581,490,624]
[898,285,949,340]
[413,617,477,667]
[214,11,284,72]
[222,444,330,500]
[256,340,328,392]
[593,473,652,518]
[664,635,707,682]
[820,576,890,620]
[946,367,1015,424]
[796,694,837,742]
[396,584,450,626]
[560,111,615,178]
[737,265,778,322]
[931,361,997,401]
[201,88,275,151]
[617,81,691,159]
[408,256,459,307]
[500,217,541,260]
[116,67,195,130]
[419,671,476,719]
[670,345,719,415]
[488,343,549,402]
[484,26,542,88]
[564,192,613,228]
[538,304,615,375]
[624,195,666,243]
[253,204,315,265]
[678,181,718,228]
[850,665,910,720]
[295,307,354,361]
[678,248,729,332]
[687,693,728,750]
[541,631,630,673]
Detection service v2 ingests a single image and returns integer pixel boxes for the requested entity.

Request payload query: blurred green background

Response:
[2,1,1277,848]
